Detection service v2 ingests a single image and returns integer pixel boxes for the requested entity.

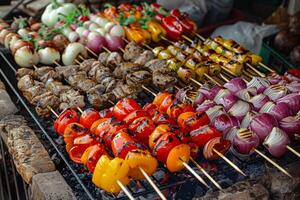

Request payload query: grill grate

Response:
[0,50,299,199]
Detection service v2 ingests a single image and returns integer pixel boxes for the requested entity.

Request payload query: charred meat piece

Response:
[31,92,60,117]
[113,62,142,79]
[126,70,152,86]
[16,68,35,80]
[153,68,178,89]
[17,75,35,91]
[88,61,105,78]
[22,84,46,101]
[145,59,167,72]
[94,67,112,83]
[98,52,109,64]
[112,84,140,100]
[56,65,80,78]
[59,89,85,110]
[87,92,115,108]
[77,79,97,92]
[123,42,143,61]
[134,50,155,66]
[79,59,96,72]
[46,81,72,96]
[35,66,61,83]
[66,71,87,86]
[106,52,123,70]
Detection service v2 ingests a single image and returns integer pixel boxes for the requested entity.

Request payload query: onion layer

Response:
[213,114,239,134]
[224,77,247,93]
[218,93,237,111]
[277,93,300,115]
[240,111,257,128]
[279,115,300,138]
[263,127,290,157]
[203,137,231,160]
[247,77,270,93]
[196,100,215,113]
[249,113,278,142]
[250,94,269,111]
[228,100,250,121]
[268,102,292,121]
[264,84,287,101]
[232,129,259,155]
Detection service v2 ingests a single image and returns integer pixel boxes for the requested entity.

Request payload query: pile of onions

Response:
[224,77,246,93]
[279,115,300,138]
[232,129,259,155]
[249,113,278,141]
[263,127,290,157]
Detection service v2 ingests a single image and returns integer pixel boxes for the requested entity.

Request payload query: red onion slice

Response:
[259,101,275,113]
[263,84,287,101]
[249,113,278,142]
[279,115,300,138]
[250,94,269,111]
[196,100,215,113]
[228,100,250,121]
[267,72,283,85]
[240,111,257,128]
[224,77,247,93]
[247,77,270,93]
[224,126,239,142]
[268,102,292,121]
[205,105,225,122]
[286,81,300,93]
[263,127,290,157]
[235,87,257,102]
[197,85,221,100]
[277,93,300,115]
[218,93,237,111]
[214,89,231,105]
[213,114,239,134]
[232,129,259,155]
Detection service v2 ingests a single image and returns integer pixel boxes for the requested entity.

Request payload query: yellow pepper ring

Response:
[166,144,190,172]
[126,149,158,180]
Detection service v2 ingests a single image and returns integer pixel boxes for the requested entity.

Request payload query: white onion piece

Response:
[9,36,20,52]
[228,100,250,121]
[110,25,125,37]
[232,129,259,155]
[38,47,60,65]
[250,94,269,111]
[95,28,106,36]
[95,17,109,27]
[17,28,29,38]
[4,33,19,49]
[89,23,99,32]
[235,87,257,102]
[263,127,290,157]
[68,31,79,42]
[0,29,12,44]
[263,84,287,101]
[76,27,88,37]
[205,105,225,122]
[104,22,115,32]
[240,111,257,128]
[247,77,270,93]
[249,113,278,142]
[14,46,39,68]
[213,89,231,105]
[61,27,72,37]
[62,42,87,66]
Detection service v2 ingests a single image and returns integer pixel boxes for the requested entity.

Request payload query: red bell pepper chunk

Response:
[113,98,141,120]
[54,109,78,135]
[123,110,150,125]
[162,15,184,41]
[80,108,100,129]
[190,125,222,148]
[86,143,107,172]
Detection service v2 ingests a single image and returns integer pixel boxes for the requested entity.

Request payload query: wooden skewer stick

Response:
[258,62,275,73]
[190,158,223,190]
[246,63,265,78]
[204,73,221,86]
[161,36,175,45]
[78,55,85,61]
[53,61,61,67]
[286,146,300,159]
[139,167,167,200]
[47,106,58,118]
[102,46,112,54]
[119,48,125,53]
[253,149,292,178]
[212,148,247,177]
[190,78,202,87]
[85,47,98,58]
[75,59,81,65]
[182,35,193,43]
[218,73,230,82]
[77,107,83,114]
[195,33,205,41]
[117,180,136,200]
[180,158,209,188]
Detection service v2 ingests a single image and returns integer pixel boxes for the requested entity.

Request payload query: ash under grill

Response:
[0,49,299,200]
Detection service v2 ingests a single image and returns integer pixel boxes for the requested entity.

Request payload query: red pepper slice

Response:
[103,122,127,147]
[166,101,194,120]
[142,103,158,117]
[86,143,107,173]
[63,122,89,144]
[188,142,199,159]
[123,110,150,125]
[99,108,114,118]
[153,132,181,163]
[159,94,176,113]
[94,118,115,137]
[111,130,144,159]
[129,117,155,144]
[54,109,78,135]
[113,98,141,120]
[80,108,100,129]
[190,125,222,148]
[203,137,231,160]
[162,15,184,41]
[177,112,210,132]
[152,112,174,125]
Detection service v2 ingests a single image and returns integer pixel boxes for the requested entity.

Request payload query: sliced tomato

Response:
[54,109,78,135]
[203,137,231,160]
[80,108,100,129]
[153,132,181,163]
[123,110,150,125]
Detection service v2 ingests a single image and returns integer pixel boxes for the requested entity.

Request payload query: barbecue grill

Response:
[0,48,299,199]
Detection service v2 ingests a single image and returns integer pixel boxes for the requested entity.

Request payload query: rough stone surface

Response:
[0,82,18,119]
[261,161,300,200]
[196,180,269,200]
[31,171,77,200]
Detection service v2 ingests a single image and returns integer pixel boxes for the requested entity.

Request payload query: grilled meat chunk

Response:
[98,52,109,64]
[46,81,72,96]
[112,84,140,100]
[145,59,167,72]
[79,59,96,72]
[76,79,97,92]
[16,68,34,80]
[123,42,143,61]
[59,89,85,110]
[152,68,177,89]
[35,66,61,83]
[134,50,155,66]
[22,84,47,101]
[56,65,80,78]
[106,52,123,70]
[17,75,35,91]
[87,92,115,108]
[126,70,152,86]
[31,92,60,117]
[113,62,142,79]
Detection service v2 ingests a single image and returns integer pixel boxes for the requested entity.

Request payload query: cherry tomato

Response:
[86,143,107,172]
[153,92,171,107]
[129,117,155,144]
[80,108,100,129]
[54,109,78,135]
[152,112,174,125]
[143,103,158,117]
[190,125,222,148]
[177,112,210,132]
[159,94,176,113]
[123,110,150,125]
[166,101,194,120]
[153,132,181,163]
[99,108,114,118]
[63,123,89,144]
[111,130,145,159]
[113,98,141,120]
